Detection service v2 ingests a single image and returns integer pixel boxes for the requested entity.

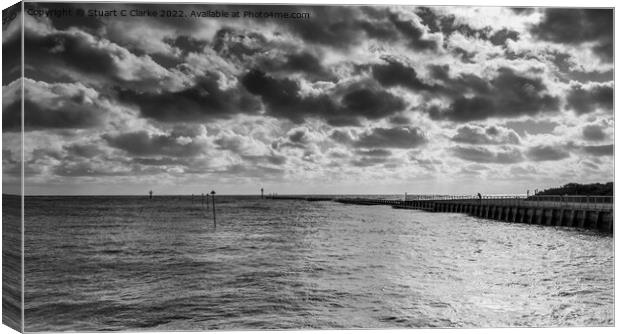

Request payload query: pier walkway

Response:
[271,195,613,233]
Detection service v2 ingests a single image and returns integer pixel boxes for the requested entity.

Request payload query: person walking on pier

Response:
[477,193,482,203]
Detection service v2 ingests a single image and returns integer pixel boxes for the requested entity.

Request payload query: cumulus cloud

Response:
[582,124,607,141]
[451,125,520,145]
[531,8,612,62]
[354,126,427,149]
[102,131,206,157]
[3,79,109,131]
[580,144,613,157]
[8,3,613,194]
[242,69,405,126]
[451,146,524,164]
[118,73,261,122]
[428,68,559,122]
[23,16,185,91]
[525,145,570,161]
[565,82,613,114]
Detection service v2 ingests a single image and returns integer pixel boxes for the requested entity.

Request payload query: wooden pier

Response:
[271,195,614,234]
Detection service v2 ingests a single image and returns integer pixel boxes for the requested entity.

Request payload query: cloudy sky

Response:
[2,2,614,195]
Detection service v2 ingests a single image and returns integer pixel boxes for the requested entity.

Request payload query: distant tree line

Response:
[536,182,613,196]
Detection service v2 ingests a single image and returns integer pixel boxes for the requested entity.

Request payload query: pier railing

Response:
[421,195,613,210]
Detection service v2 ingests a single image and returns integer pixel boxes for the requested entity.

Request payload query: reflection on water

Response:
[24,196,613,331]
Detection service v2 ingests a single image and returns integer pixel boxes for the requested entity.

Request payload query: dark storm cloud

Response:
[371,58,436,91]
[451,146,524,164]
[169,35,208,55]
[241,70,405,126]
[282,6,370,47]
[341,88,406,120]
[565,83,613,114]
[581,144,613,156]
[118,74,261,122]
[428,68,559,122]
[102,131,205,157]
[2,20,21,85]
[354,127,426,149]
[64,143,105,159]
[531,9,613,61]
[23,22,174,89]
[525,145,570,161]
[25,28,118,79]
[3,82,106,132]
[257,51,335,81]
[242,69,339,124]
[582,125,607,141]
[277,6,438,51]
[283,52,333,78]
[488,28,520,46]
[451,126,520,145]
[288,128,310,144]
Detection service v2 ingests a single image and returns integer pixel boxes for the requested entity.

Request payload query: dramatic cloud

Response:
[103,131,206,157]
[428,68,560,122]
[526,145,570,161]
[565,83,613,114]
[372,58,436,91]
[451,125,520,145]
[242,69,405,126]
[451,146,524,164]
[581,144,613,157]
[118,74,261,122]
[7,4,613,195]
[531,9,613,61]
[582,124,607,141]
[23,17,184,90]
[3,79,108,131]
[354,126,426,149]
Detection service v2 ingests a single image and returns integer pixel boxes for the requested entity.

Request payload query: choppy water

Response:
[23,196,613,331]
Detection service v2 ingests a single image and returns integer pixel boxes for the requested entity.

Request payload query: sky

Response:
[1,1,614,195]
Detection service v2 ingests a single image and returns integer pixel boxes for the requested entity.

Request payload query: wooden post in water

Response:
[261,188,264,199]
[210,190,216,228]
[149,190,153,200]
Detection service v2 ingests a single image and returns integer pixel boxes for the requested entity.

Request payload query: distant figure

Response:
[477,193,482,202]
[149,190,153,200]
[527,190,530,197]
[261,188,264,199]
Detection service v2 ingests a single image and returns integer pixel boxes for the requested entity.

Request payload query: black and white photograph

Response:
[1,0,615,331]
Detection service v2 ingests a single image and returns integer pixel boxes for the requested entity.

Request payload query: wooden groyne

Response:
[335,196,613,234]
[270,195,613,233]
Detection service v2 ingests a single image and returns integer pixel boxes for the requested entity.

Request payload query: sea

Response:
[17,195,614,331]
